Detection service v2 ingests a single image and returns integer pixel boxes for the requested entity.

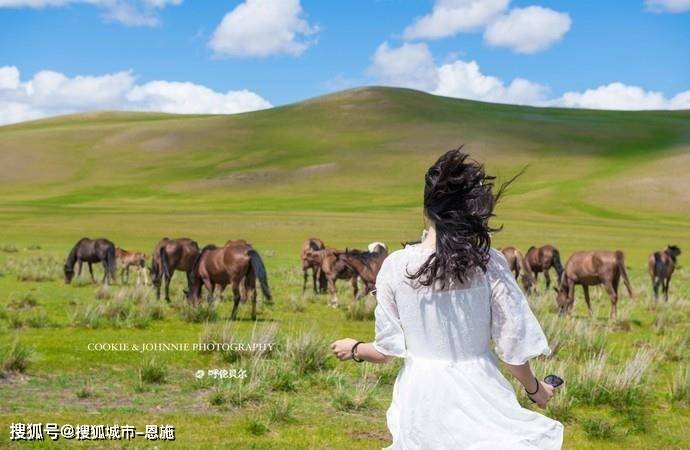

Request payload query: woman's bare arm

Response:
[330,338,393,364]
[505,361,554,408]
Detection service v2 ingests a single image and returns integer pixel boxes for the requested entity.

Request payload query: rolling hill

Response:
[1,86,689,264]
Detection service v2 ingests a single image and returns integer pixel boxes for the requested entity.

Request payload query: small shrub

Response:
[6,255,62,282]
[2,340,33,373]
[1,243,19,253]
[70,303,105,328]
[180,302,218,323]
[581,418,615,439]
[245,416,269,436]
[7,292,39,309]
[27,244,42,250]
[287,294,307,313]
[76,381,94,399]
[138,358,167,384]
[267,397,296,424]
[332,376,378,412]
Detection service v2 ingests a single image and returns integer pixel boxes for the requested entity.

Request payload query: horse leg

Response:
[352,276,360,301]
[312,268,319,294]
[544,270,551,290]
[652,275,660,303]
[663,277,670,302]
[604,281,618,320]
[583,285,593,317]
[246,274,257,321]
[302,269,308,294]
[328,276,338,308]
[205,280,215,304]
[230,282,241,321]
[567,281,575,316]
[164,272,172,303]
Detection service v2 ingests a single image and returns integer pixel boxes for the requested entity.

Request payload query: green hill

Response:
[1,87,689,263]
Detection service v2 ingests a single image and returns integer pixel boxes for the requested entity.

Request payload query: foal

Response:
[648,245,681,303]
[116,247,148,285]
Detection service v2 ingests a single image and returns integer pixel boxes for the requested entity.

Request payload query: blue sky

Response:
[1,0,689,124]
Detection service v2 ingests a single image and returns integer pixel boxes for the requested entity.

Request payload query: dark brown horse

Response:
[187,241,271,320]
[501,246,536,294]
[64,238,117,285]
[524,245,564,290]
[648,245,681,303]
[555,250,634,320]
[151,238,199,302]
[301,238,327,294]
[116,247,148,285]
[306,248,359,307]
[338,246,388,300]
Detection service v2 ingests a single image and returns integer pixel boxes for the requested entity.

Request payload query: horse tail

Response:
[552,248,564,278]
[248,249,272,301]
[106,243,117,281]
[160,246,171,280]
[616,250,634,299]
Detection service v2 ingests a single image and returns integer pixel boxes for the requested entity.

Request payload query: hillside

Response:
[0,87,689,263]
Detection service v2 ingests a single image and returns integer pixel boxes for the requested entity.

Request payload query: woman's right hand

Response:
[528,381,555,408]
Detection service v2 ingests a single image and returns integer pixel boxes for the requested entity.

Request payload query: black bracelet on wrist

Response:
[524,376,540,395]
[351,341,364,363]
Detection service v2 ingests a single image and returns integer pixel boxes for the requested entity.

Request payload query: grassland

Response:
[0,87,689,448]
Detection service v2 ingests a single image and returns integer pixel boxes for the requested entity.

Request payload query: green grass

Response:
[0,87,689,448]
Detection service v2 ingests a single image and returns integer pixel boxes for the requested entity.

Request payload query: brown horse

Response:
[524,245,564,290]
[648,245,681,303]
[151,238,199,302]
[301,238,327,294]
[64,238,117,285]
[338,246,388,300]
[500,246,536,294]
[306,248,359,307]
[116,247,148,285]
[187,242,271,320]
[555,250,634,319]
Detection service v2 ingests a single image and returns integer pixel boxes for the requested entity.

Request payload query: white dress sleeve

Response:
[373,255,407,358]
[487,248,550,365]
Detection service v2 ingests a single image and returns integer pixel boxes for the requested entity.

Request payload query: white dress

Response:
[373,245,563,450]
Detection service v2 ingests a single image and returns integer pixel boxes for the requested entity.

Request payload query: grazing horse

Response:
[187,241,271,320]
[151,238,199,302]
[116,247,148,285]
[301,238,327,294]
[307,248,359,307]
[338,246,389,300]
[524,245,564,290]
[555,250,634,320]
[500,247,536,294]
[64,238,117,285]
[648,245,681,303]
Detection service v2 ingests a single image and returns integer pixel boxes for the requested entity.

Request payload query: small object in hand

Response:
[544,374,564,388]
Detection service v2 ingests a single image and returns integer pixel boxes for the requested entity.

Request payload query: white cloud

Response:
[368,43,690,110]
[0,0,182,26]
[126,81,271,114]
[368,42,438,91]
[645,0,690,13]
[209,0,318,57]
[484,6,571,54]
[555,82,690,110]
[0,66,272,125]
[403,0,509,40]
[368,42,547,106]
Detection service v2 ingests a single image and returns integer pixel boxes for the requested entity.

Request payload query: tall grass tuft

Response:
[281,331,330,375]
[5,255,62,282]
[332,369,378,412]
[670,365,689,404]
[138,358,167,384]
[2,340,33,373]
[180,302,218,323]
[343,295,376,321]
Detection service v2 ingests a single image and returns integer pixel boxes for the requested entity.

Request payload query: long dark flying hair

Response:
[407,147,520,288]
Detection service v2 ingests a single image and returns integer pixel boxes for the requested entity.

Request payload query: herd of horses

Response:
[61,236,681,321]
[500,244,681,319]
[63,237,271,320]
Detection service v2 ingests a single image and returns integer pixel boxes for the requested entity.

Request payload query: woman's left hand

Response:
[330,338,358,361]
